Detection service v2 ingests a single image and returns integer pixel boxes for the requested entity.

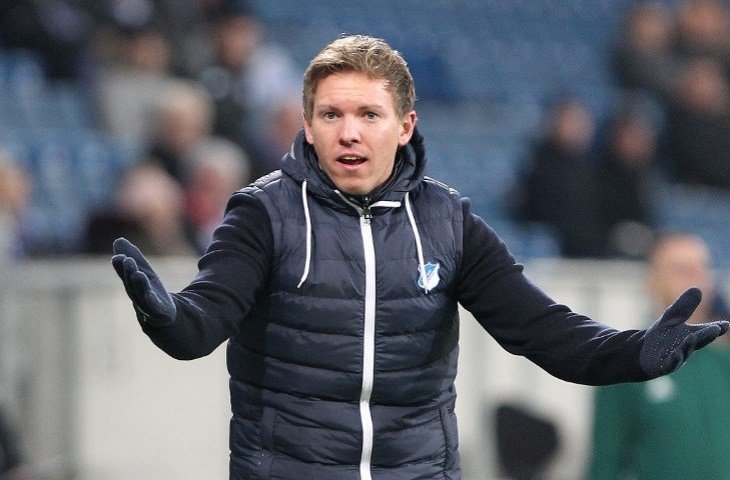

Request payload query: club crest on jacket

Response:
[417,262,440,291]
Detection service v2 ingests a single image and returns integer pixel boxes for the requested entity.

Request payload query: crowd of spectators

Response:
[510,95,661,259]
[1,0,729,261]
[512,0,730,259]
[618,0,730,190]
[0,0,300,258]
[88,0,299,256]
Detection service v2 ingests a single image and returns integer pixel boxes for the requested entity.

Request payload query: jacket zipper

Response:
[358,205,375,480]
[334,192,400,480]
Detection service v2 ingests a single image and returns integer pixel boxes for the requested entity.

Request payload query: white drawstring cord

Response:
[303,187,423,293]
[297,180,312,288]
[405,192,429,294]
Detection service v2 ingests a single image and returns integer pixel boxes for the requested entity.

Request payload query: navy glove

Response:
[111,237,176,327]
[639,287,729,378]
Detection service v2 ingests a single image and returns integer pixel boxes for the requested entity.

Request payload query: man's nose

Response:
[339,116,361,144]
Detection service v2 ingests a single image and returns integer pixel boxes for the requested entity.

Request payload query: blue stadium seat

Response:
[9,128,141,253]
[0,49,45,99]
[0,129,33,168]
[487,220,562,262]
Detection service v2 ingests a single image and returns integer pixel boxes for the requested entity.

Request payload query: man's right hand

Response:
[111,238,177,327]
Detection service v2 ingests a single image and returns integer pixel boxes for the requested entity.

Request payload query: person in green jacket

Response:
[587,232,730,480]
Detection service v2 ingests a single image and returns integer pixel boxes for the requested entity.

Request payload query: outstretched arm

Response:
[111,191,273,360]
[457,199,728,384]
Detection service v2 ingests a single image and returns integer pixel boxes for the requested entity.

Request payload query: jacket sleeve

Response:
[140,190,273,360]
[456,198,649,385]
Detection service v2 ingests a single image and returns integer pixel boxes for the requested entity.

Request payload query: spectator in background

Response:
[196,0,301,179]
[664,57,730,189]
[612,2,682,102]
[587,233,730,480]
[84,163,196,256]
[0,152,32,261]
[249,94,305,177]
[183,138,251,254]
[593,103,659,259]
[511,98,603,257]
[675,0,730,70]
[129,0,218,77]
[0,0,91,80]
[145,80,216,183]
[93,23,181,144]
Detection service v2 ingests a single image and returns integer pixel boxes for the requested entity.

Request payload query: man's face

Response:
[303,72,416,196]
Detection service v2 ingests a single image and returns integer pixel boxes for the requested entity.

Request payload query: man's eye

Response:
[365,112,378,120]
[323,112,337,120]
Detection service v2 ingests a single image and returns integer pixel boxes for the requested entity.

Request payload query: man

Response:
[111,36,728,480]
[588,233,730,480]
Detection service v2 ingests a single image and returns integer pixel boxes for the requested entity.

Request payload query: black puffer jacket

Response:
[226,128,463,479]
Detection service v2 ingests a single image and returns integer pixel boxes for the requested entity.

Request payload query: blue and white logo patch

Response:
[417,262,441,291]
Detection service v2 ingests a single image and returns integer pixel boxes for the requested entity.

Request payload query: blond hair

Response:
[302,35,416,120]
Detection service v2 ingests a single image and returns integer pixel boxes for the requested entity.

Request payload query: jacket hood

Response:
[278,127,435,295]
[280,127,427,209]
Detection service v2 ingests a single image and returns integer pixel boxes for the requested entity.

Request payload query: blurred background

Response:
[1,0,730,479]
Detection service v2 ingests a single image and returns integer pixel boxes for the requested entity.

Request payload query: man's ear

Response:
[398,110,417,147]
[303,112,314,144]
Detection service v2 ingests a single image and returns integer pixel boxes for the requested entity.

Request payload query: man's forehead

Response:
[316,72,389,89]
[312,73,395,108]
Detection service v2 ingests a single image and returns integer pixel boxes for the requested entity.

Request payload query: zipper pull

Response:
[362,196,372,222]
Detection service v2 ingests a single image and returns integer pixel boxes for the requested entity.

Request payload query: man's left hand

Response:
[639,287,730,378]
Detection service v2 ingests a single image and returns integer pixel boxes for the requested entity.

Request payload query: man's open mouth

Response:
[338,155,367,165]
